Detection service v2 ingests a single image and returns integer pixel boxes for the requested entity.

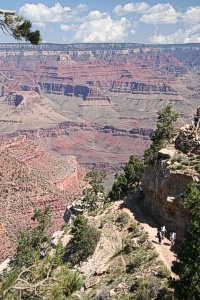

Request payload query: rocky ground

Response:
[124,193,177,276]
[70,192,178,299]
[80,193,177,279]
[0,191,179,298]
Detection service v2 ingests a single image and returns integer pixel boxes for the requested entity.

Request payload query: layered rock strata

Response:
[0,137,86,261]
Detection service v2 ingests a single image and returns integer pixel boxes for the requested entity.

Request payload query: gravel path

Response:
[123,192,178,277]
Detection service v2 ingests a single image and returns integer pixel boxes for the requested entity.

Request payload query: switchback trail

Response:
[122,192,178,277]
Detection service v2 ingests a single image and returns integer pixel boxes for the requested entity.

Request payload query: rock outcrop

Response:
[175,107,200,154]
[143,124,200,242]
[143,161,193,242]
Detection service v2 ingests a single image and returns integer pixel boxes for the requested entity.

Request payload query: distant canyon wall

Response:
[1,43,198,101]
[0,122,153,172]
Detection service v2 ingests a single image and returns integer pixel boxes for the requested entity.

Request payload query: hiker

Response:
[161,225,167,239]
[170,231,176,247]
[194,117,198,127]
[157,229,162,244]
[139,185,143,196]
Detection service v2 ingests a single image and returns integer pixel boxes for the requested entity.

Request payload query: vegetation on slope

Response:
[82,171,108,211]
[80,207,172,300]
[109,156,144,200]
[171,182,200,300]
[0,206,82,299]
[69,215,100,265]
[1,103,200,299]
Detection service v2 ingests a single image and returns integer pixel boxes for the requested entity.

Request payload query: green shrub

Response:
[176,165,184,170]
[145,241,154,250]
[126,263,135,274]
[149,250,159,261]
[189,155,196,160]
[138,233,149,244]
[171,158,176,164]
[70,215,100,264]
[182,160,190,166]
[195,163,200,173]
[61,223,70,233]
[134,276,160,300]
[99,219,107,229]
[176,156,183,163]
[128,221,139,233]
[123,243,133,254]
[116,212,130,225]
[157,265,171,278]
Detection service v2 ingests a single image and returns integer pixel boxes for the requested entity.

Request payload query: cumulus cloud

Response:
[180,6,200,25]
[113,2,179,25]
[140,3,178,24]
[148,24,200,44]
[19,2,200,44]
[19,2,88,23]
[73,11,131,42]
[113,2,150,15]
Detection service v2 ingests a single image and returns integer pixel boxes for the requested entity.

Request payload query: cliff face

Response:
[142,124,200,242]
[143,162,193,241]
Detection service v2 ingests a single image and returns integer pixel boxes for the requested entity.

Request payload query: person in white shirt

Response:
[170,231,176,246]
[161,225,167,239]
[139,185,143,196]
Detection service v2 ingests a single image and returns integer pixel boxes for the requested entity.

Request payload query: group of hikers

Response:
[157,225,176,248]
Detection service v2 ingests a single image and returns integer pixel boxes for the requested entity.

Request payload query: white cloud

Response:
[148,24,200,44]
[130,28,136,35]
[32,22,46,28]
[113,2,150,15]
[180,6,200,25]
[19,2,88,23]
[73,11,131,42]
[60,24,71,32]
[140,4,178,24]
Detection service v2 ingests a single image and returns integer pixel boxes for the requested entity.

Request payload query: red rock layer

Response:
[0,137,86,261]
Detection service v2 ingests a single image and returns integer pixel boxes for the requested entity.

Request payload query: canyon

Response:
[0,43,199,260]
[0,43,199,172]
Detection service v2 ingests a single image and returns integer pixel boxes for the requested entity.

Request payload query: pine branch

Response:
[0,9,16,16]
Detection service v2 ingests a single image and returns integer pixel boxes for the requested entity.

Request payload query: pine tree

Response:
[0,9,41,44]
[0,207,83,299]
[144,104,178,164]
[82,171,107,211]
[70,215,100,264]
[171,182,200,299]
[85,170,107,196]
[109,155,144,200]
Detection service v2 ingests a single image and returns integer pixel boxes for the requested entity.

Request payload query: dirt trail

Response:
[122,192,178,277]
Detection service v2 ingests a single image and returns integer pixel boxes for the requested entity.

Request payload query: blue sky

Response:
[0,1,200,44]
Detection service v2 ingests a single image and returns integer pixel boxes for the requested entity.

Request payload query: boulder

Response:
[84,276,100,289]
[158,148,176,159]
[109,289,116,297]
[95,264,110,276]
